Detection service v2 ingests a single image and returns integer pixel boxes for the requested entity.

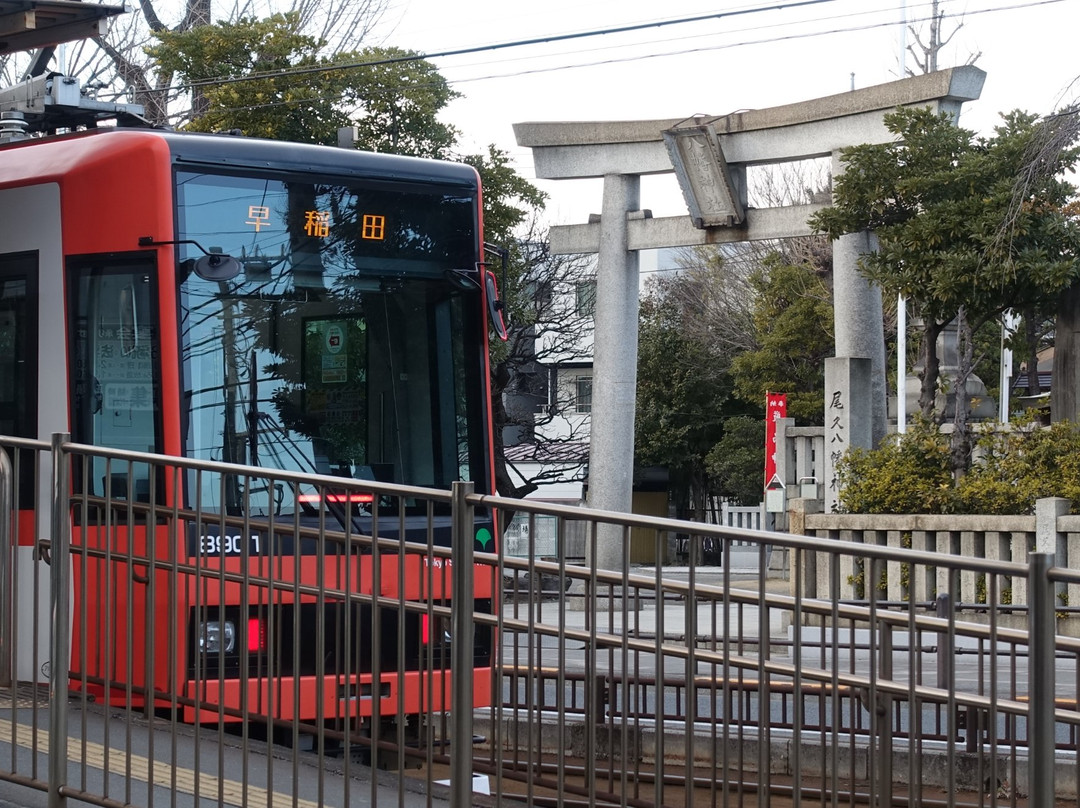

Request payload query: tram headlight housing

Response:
[199,619,236,654]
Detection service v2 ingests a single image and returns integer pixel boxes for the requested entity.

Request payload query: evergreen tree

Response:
[812,107,1080,440]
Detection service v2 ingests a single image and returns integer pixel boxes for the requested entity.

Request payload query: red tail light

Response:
[247,617,266,653]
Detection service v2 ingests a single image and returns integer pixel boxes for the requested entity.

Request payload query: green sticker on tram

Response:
[475,528,493,549]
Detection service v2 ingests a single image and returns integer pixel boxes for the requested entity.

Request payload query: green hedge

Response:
[837,416,1080,515]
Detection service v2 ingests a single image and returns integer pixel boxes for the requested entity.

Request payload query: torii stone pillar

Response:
[515,66,986,573]
[591,174,641,571]
[833,229,887,449]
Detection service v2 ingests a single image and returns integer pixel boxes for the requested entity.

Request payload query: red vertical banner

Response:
[764,393,788,486]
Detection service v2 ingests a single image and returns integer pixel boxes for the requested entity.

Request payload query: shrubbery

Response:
[837,416,1080,515]
[836,419,954,514]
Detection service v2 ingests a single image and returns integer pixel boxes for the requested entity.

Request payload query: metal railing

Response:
[483,501,1078,806]
[0,435,1074,808]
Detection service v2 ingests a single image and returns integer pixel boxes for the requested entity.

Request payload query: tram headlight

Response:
[199,620,236,654]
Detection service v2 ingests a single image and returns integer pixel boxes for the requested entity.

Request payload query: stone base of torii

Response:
[513,66,986,569]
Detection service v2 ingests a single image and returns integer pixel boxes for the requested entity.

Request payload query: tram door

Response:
[0,252,43,683]
[67,254,160,689]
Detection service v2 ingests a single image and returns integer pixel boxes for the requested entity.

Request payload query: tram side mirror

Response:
[139,236,242,282]
[194,250,242,282]
[485,270,508,341]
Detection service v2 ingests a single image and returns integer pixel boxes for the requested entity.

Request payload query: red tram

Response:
[0,126,500,729]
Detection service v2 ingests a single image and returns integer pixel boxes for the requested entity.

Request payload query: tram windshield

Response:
[175,169,486,518]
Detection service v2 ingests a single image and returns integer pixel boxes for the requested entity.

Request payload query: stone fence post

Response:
[1027,497,1069,609]
[786,498,821,598]
[1034,497,1068,556]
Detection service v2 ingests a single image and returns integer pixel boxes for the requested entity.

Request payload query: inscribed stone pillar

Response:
[587,173,640,572]
[832,229,887,449]
[824,357,873,514]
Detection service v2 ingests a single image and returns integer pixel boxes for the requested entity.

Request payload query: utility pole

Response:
[929,0,941,72]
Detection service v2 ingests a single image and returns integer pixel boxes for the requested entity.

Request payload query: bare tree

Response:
[904,0,980,76]
[667,245,757,357]
[746,157,833,273]
[493,223,598,498]
[667,159,832,361]
[746,157,831,209]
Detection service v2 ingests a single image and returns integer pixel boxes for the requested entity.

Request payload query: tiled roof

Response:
[504,441,589,464]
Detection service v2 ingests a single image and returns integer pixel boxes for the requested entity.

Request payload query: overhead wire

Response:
[153,0,844,93]
[151,0,1065,121]
[396,0,929,75]
[403,1,900,76]
[155,0,1066,98]
[433,0,1062,83]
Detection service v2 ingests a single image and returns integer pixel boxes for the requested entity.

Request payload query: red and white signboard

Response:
[764,393,787,487]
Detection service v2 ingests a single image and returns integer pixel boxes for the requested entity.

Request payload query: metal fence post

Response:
[0,448,12,689]
[450,481,475,808]
[1027,551,1055,806]
[878,621,893,807]
[48,433,71,808]
[935,592,952,689]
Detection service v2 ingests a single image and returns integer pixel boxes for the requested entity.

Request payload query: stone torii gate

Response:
[514,66,985,570]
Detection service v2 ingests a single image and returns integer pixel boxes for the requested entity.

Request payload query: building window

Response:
[575,376,592,413]
[575,280,596,317]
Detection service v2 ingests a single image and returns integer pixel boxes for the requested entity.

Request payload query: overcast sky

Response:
[376,0,1079,225]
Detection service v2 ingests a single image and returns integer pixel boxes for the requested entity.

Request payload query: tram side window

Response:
[67,257,161,501]
[0,253,38,509]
